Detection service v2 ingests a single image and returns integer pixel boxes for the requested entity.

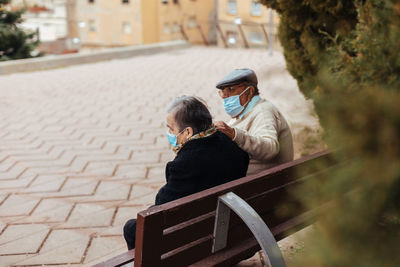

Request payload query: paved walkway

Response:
[0,46,319,266]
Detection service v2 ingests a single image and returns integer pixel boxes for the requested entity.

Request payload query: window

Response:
[227,0,237,15]
[173,0,179,3]
[88,0,94,3]
[187,16,197,28]
[249,32,263,44]
[122,21,132,34]
[78,21,86,28]
[173,22,179,33]
[161,0,168,4]
[88,19,96,32]
[122,0,129,3]
[226,31,237,45]
[163,23,170,34]
[251,0,262,16]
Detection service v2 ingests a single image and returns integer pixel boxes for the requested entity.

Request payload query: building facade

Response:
[11,0,68,42]
[9,0,79,54]
[217,0,279,48]
[10,0,278,51]
[68,0,142,48]
[69,0,215,49]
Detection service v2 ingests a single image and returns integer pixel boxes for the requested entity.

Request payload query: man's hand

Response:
[215,121,235,140]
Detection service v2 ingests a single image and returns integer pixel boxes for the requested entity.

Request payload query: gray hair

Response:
[166,96,213,134]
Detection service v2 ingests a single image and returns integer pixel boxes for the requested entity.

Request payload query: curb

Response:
[0,41,190,75]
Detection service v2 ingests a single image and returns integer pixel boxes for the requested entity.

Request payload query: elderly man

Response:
[215,68,294,174]
[123,96,249,250]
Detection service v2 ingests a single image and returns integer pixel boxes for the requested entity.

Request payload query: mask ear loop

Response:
[239,86,251,97]
[176,127,189,142]
[239,86,252,107]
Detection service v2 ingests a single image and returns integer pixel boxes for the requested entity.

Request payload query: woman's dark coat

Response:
[156,131,249,205]
[124,131,249,249]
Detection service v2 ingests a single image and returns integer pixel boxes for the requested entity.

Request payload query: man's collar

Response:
[236,95,261,120]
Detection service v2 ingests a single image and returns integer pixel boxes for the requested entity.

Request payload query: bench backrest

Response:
[132,151,335,267]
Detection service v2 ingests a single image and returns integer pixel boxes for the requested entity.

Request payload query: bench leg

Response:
[212,192,286,267]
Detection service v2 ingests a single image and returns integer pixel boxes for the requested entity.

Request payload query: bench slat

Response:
[226,207,310,248]
[162,212,215,254]
[190,210,317,267]
[92,250,135,267]
[161,236,214,267]
[190,237,259,267]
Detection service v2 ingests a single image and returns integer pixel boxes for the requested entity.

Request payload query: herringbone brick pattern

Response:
[0,47,319,266]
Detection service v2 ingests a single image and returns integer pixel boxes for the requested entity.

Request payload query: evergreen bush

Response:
[0,0,40,61]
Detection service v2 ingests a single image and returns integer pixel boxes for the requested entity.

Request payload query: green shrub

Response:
[0,0,40,61]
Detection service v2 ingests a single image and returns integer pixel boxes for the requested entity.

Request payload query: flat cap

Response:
[216,68,258,89]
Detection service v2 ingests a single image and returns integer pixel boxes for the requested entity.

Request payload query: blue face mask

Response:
[166,128,186,147]
[223,86,250,117]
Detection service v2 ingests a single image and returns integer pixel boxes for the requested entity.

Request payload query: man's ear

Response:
[249,86,255,97]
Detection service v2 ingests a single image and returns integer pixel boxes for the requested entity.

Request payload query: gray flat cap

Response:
[216,68,258,89]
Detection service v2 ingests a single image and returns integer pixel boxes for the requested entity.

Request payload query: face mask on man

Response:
[166,128,187,147]
[223,86,251,117]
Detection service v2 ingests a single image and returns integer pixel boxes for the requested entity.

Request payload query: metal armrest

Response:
[212,192,286,267]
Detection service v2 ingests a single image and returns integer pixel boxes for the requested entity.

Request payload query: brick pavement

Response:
[0,46,320,266]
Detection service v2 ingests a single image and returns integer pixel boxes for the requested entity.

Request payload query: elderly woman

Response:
[123,96,249,250]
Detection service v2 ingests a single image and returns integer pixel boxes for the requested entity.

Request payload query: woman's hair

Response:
[166,96,213,134]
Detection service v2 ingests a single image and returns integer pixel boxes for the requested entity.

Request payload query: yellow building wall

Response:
[157,1,182,43]
[184,0,216,44]
[74,0,219,47]
[141,0,159,44]
[153,0,215,45]
[77,0,142,47]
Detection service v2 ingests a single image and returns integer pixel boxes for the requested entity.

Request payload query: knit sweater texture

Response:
[228,98,294,174]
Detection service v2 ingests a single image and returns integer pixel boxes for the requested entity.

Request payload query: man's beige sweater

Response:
[229,98,294,174]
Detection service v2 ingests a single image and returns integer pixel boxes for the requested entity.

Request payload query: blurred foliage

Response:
[0,0,40,61]
[293,126,326,158]
[261,0,358,97]
[260,0,400,265]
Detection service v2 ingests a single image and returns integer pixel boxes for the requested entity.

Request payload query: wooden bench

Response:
[93,151,336,267]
